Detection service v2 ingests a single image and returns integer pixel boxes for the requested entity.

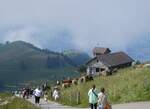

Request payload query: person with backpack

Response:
[98,87,111,109]
[88,84,98,109]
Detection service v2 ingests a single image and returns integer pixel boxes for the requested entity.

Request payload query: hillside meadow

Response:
[58,67,150,107]
[0,93,40,109]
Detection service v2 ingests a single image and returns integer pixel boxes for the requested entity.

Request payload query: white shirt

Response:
[53,90,59,97]
[98,92,107,107]
[34,88,42,97]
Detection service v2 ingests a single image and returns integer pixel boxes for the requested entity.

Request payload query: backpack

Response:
[92,89,98,98]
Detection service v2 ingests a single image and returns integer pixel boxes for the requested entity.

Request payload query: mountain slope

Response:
[62,49,90,66]
[0,41,73,68]
[0,41,89,90]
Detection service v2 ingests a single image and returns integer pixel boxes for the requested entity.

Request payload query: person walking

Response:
[33,87,42,104]
[26,87,30,99]
[22,88,27,98]
[98,87,111,109]
[88,84,98,109]
[52,87,60,101]
[44,92,48,102]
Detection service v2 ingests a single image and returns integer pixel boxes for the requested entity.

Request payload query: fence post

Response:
[76,91,80,104]
[70,93,72,104]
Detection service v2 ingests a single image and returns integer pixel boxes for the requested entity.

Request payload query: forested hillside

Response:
[0,41,90,90]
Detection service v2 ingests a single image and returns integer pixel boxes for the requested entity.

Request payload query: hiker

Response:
[26,87,30,99]
[88,84,98,109]
[22,88,27,98]
[98,87,111,109]
[52,87,59,101]
[44,92,48,102]
[33,87,42,104]
[15,90,20,97]
[30,88,34,97]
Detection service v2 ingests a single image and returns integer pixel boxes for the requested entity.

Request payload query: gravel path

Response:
[112,101,150,109]
[28,97,84,109]
[28,97,150,109]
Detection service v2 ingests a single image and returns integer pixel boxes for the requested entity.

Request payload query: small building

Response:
[86,51,134,75]
[92,47,111,57]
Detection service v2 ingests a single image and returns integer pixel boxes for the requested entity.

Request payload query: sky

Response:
[0,0,150,54]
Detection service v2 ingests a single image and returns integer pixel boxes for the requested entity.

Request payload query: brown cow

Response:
[62,79,72,84]
[62,83,71,88]
[72,79,78,85]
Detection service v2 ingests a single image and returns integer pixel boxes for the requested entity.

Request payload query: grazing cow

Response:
[78,77,85,84]
[61,79,72,88]
[78,75,94,84]
[72,79,78,85]
[62,79,72,84]
[62,83,71,88]
[83,75,92,81]
[85,75,94,81]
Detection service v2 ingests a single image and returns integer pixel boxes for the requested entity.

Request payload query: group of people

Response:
[13,87,43,104]
[88,85,111,109]
[13,83,109,109]
[13,87,34,98]
[33,86,60,104]
[22,87,34,99]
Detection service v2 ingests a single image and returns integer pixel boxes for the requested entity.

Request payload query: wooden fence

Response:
[59,91,81,105]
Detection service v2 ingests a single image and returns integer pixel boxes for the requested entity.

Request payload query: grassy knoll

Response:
[59,67,150,107]
[0,93,40,109]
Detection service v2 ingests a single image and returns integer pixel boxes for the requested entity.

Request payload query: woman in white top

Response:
[98,88,107,109]
[33,87,42,104]
[52,88,59,101]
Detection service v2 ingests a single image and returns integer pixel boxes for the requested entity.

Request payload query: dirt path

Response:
[28,97,84,109]
[112,101,150,109]
[28,97,150,109]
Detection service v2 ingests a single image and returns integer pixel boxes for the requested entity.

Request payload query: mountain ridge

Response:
[0,41,90,90]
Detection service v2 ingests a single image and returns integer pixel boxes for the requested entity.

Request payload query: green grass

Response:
[0,93,40,109]
[59,67,150,107]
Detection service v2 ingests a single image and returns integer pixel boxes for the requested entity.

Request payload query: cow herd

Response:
[55,74,94,89]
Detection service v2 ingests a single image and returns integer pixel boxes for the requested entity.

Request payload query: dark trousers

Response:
[90,103,97,109]
[35,96,40,104]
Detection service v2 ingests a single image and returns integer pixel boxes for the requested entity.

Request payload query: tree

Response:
[46,56,51,68]
[78,65,86,73]
[136,60,141,65]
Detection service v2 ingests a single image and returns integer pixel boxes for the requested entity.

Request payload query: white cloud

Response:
[3,26,41,48]
[0,0,150,52]
[2,26,76,51]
